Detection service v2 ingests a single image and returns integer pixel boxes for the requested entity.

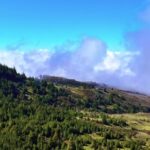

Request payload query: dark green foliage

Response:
[40,75,98,88]
[0,64,149,149]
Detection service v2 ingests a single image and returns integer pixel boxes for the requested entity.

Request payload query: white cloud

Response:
[0,35,150,94]
[0,38,134,86]
[94,51,136,76]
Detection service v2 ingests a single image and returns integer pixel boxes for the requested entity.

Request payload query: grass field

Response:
[111,113,150,149]
[111,113,150,131]
[79,112,150,150]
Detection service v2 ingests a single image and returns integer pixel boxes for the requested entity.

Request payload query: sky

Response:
[0,0,147,50]
[0,0,150,94]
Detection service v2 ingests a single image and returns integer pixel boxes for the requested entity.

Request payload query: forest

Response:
[0,64,150,150]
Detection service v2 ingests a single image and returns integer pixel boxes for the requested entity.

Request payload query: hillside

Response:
[0,64,150,149]
[40,75,150,113]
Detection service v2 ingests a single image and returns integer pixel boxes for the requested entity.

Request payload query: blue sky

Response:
[0,0,147,50]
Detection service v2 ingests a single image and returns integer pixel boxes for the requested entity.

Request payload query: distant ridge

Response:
[39,75,99,88]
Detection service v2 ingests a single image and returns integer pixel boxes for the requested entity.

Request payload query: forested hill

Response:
[1,64,150,149]
[0,64,26,82]
[39,75,99,88]
[0,63,150,113]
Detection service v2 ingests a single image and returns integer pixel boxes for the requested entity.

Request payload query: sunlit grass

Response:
[111,113,150,131]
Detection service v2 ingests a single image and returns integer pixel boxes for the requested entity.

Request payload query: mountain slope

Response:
[0,64,150,149]
[41,75,150,113]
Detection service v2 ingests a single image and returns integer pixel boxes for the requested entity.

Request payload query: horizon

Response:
[0,0,150,94]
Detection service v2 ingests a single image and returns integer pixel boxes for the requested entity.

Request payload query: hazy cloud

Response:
[0,35,149,94]
[124,29,150,93]
[0,38,136,91]
[140,5,150,23]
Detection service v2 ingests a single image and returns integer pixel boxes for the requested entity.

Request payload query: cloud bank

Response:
[0,37,139,92]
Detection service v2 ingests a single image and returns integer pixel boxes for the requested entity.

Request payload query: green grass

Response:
[110,113,150,148]
[111,113,150,131]
[79,111,150,149]
[83,145,94,150]
[90,133,103,140]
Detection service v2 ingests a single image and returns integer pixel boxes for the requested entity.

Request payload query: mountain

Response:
[0,64,150,149]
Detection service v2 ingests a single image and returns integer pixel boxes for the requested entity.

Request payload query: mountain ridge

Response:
[40,75,150,96]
